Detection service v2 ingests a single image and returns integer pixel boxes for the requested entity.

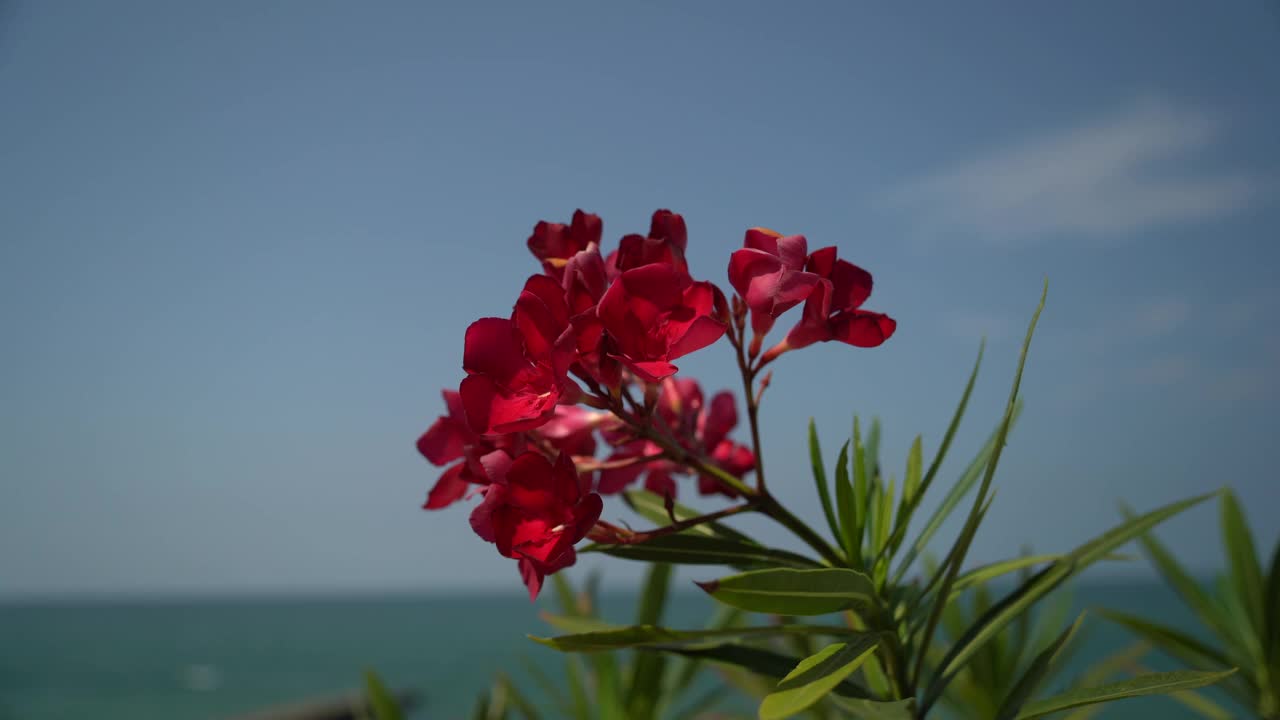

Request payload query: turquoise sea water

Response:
[0,582,1229,719]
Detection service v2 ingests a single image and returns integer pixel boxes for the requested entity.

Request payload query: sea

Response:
[0,582,1236,719]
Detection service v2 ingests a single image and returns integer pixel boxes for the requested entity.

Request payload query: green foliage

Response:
[472,565,754,720]
[363,670,405,720]
[537,282,1234,718]
[1101,489,1279,718]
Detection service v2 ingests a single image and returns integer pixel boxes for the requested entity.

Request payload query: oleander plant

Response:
[415,208,1236,718]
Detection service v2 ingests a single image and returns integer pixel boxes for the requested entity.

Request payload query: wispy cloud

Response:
[882,97,1263,244]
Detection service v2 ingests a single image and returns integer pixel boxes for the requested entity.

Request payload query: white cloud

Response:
[882,97,1263,244]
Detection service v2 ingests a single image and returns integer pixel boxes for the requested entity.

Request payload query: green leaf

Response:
[995,613,1086,720]
[951,555,1062,595]
[867,417,882,483]
[759,638,881,720]
[1220,489,1265,636]
[495,674,543,720]
[584,534,819,569]
[666,643,873,699]
[853,417,869,550]
[915,283,1047,698]
[697,567,877,616]
[627,563,672,720]
[874,475,895,559]
[1266,536,1280,665]
[809,419,843,550]
[1013,669,1237,719]
[1124,502,1233,643]
[623,489,753,543]
[562,657,592,720]
[828,696,917,719]
[887,340,985,575]
[551,573,581,618]
[519,656,570,716]
[1096,609,1233,669]
[532,623,864,652]
[834,441,858,563]
[924,490,1218,710]
[892,400,1022,584]
[363,670,404,720]
[902,435,923,515]
[540,614,617,635]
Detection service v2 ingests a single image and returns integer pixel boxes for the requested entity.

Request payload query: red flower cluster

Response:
[417,209,894,599]
[728,228,895,361]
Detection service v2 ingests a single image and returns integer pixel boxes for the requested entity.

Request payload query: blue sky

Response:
[2,1,1277,597]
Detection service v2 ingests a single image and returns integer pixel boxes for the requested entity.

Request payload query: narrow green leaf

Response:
[551,573,580,618]
[867,417,882,483]
[627,563,672,720]
[809,419,843,549]
[1220,489,1265,636]
[666,643,873,699]
[951,555,1062,595]
[759,637,881,720]
[697,567,877,616]
[853,417,869,550]
[915,329,1037,692]
[1013,669,1237,719]
[519,657,570,716]
[1096,609,1233,669]
[895,340,985,564]
[584,535,819,569]
[533,623,864,652]
[925,491,1218,709]
[828,696,916,719]
[1123,502,1233,643]
[496,674,543,720]
[563,657,591,720]
[363,670,404,720]
[540,614,617,635]
[919,280,1045,700]
[891,400,1023,583]
[903,435,923,513]
[833,441,858,562]
[874,475,895,558]
[1266,536,1280,665]
[623,489,753,543]
[995,613,1086,720]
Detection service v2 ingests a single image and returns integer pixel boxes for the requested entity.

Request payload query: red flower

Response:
[417,390,528,510]
[608,209,690,278]
[597,378,754,498]
[459,275,579,434]
[597,263,728,383]
[527,210,603,280]
[469,451,603,600]
[762,246,896,363]
[727,228,823,336]
[538,406,605,458]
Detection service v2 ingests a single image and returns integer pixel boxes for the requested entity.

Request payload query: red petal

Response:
[699,391,738,449]
[417,417,463,466]
[667,315,728,362]
[423,463,469,510]
[829,260,873,312]
[649,209,688,252]
[774,234,809,271]
[462,317,525,380]
[518,557,545,601]
[831,311,896,348]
